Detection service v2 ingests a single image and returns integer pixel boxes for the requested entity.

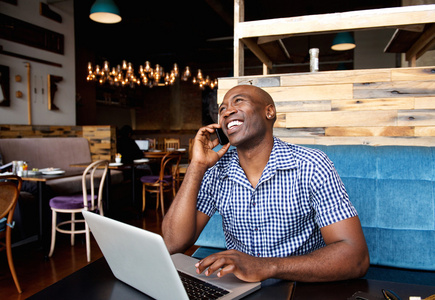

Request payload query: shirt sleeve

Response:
[310,154,358,228]
[196,167,218,217]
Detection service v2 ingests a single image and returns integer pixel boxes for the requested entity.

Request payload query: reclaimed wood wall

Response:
[82,125,116,161]
[0,125,82,138]
[218,66,435,146]
[0,125,116,161]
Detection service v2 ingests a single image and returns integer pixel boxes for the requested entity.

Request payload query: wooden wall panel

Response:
[353,81,435,99]
[82,126,116,161]
[218,66,435,146]
[331,98,414,111]
[0,125,116,161]
[284,111,397,128]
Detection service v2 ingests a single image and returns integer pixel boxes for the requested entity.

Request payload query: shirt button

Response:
[252,202,256,206]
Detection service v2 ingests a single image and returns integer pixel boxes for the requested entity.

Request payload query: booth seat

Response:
[193,145,435,283]
[0,137,123,194]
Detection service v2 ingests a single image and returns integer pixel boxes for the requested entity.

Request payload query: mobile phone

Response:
[215,127,229,145]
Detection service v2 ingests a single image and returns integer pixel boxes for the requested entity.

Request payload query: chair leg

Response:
[48,210,57,258]
[160,184,165,216]
[142,184,146,213]
[85,221,91,262]
[6,227,22,293]
[155,187,160,211]
[71,212,75,246]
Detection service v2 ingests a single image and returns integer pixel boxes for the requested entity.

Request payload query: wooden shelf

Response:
[234,2,435,76]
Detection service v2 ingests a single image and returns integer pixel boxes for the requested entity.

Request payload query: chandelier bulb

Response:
[86,60,217,89]
[197,69,203,80]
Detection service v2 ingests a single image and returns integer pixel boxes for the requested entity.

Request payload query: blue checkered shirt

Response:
[196,137,357,258]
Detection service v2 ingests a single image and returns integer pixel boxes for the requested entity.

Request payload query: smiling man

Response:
[162,85,369,283]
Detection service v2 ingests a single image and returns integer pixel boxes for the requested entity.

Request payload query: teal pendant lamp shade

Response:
[331,32,355,51]
[90,0,121,24]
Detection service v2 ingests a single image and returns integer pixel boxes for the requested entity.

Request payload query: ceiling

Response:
[75,0,401,78]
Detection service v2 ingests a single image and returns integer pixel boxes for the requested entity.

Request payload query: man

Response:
[117,125,144,164]
[162,85,369,283]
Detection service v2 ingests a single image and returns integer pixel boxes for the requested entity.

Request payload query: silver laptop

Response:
[82,210,261,300]
[135,140,149,151]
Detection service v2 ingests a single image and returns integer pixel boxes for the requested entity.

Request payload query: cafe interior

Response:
[1,0,435,298]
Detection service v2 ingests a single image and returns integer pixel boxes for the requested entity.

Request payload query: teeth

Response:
[227,120,243,129]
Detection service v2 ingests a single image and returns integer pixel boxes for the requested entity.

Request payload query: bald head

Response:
[223,85,276,124]
[226,85,274,106]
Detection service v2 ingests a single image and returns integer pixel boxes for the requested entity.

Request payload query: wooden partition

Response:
[0,125,116,161]
[82,126,116,161]
[218,66,435,146]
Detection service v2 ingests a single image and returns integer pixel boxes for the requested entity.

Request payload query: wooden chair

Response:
[164,138,180,151]
[140,152,181,216]
[174,138,194,190]
[0,175,22,293]
[146,138,156,150]
[48,160,109,262]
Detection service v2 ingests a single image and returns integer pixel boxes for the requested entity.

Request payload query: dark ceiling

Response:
[75,0,401,78]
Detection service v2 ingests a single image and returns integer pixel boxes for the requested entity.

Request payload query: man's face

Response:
[218,85,269,148]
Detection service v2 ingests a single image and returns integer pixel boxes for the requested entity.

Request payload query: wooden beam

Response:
[258,35,293,44]
[241,38,273,70]
[405,24,435,61]
[233,0,244,76]
[25,63,32,125]
[237,5,435,39]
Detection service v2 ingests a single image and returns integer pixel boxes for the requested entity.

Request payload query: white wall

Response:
[0,0,75,125]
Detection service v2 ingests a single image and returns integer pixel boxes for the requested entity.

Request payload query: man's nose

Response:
[221,105,237,118]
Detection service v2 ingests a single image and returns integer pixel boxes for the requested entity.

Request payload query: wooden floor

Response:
[0,205,193,300]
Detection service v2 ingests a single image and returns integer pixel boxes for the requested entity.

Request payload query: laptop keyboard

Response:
[178,271,230,299]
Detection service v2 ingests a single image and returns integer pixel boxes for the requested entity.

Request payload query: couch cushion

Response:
[47,169,124,195]
[0,138,92,172]
[49,194,95,210]
[195,212,226,249]
[0,217,6,232]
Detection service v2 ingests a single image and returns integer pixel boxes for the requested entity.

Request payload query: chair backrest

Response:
[159,152,181,181]
[0,175,22,193]
[164,138,180,151]
[0,177,21,227]
[146,138,156,150]
[82,160,109,214]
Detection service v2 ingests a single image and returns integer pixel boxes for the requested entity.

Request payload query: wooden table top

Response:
[21,170,83,182]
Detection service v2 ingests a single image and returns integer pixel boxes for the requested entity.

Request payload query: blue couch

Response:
[193,145,435,283]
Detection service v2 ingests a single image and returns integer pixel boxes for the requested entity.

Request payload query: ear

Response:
[265,104,276,119]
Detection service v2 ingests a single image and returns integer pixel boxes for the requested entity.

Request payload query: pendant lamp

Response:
[331,32,355,51]
[89,0,121,24]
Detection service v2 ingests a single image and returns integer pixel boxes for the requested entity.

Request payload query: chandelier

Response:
[86,60,218,89]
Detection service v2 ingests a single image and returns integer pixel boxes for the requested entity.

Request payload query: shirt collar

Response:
[221,137,298,187]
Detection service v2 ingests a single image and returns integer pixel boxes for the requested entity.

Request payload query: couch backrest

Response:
[197,144,435,271]
[0,138,92,172]
[304,145,435,271]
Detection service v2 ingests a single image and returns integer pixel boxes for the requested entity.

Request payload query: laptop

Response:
[135,140,149,151]
[82,211,261,300]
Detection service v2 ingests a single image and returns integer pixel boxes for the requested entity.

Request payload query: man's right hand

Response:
[191,124,230,170]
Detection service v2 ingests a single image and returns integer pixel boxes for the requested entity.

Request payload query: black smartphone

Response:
[215,128,229,145]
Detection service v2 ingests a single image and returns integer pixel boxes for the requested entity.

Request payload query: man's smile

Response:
[226,120,244,134]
